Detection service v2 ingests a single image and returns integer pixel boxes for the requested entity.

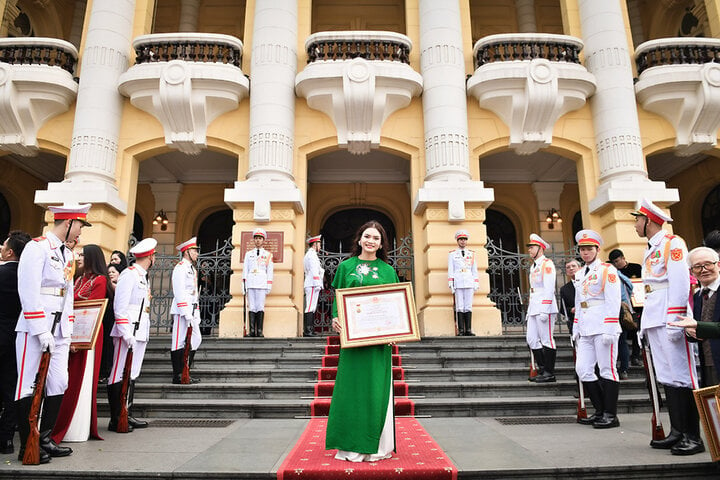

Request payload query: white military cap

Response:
[48,203,92,227]
[630,198,673,225]
[307,234,321,245]
[526,233,549,250]
[252,228,267,239]
[176,237,198,252]
[455,230,469,240]
[575,229,602,247]
[130,238,157,258]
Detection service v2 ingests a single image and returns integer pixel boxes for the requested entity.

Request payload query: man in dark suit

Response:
[0,230,31,454]
[687,246,720,388]
[560,258,581,333]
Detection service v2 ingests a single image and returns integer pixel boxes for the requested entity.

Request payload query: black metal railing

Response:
[306,38,411,64]
[474,36,582,70]
[636,42,720,75]
[0,42,77,75]
[134,37,242,67]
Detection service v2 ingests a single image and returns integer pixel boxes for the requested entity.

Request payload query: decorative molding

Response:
[67,135,118,178]
[596,134,644,177]
[252,44,295,67]
[248,131,294,175]
[424,133,469,176]
[420,44,464,69]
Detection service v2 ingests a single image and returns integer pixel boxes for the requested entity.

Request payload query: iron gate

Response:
[313,234,414,335]
[130,238,232,335]
[486,238,578,333]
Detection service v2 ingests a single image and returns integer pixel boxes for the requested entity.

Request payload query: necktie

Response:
[702,288,710,302]
[59,244,66,262]
[461,250,465,257]
[256,249,260,257]
[585,267,589,275]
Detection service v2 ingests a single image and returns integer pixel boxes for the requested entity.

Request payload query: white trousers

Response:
[247,288,267,312]
[304,286,320,313]
[453,288,474,312]
[576,334,619,382]
[171,314,202,351]
[526,313,556,349]
[108,337,148,385]
[644,326,698,388]
[15,332,70,399]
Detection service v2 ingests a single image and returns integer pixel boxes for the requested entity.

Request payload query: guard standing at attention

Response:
[170,237,202,383]
[526,234,559,383]
[448,230,478,336]
[631,198,703,455]
[303,235,323,337]
[573,229,622,429]
[243,228,273,337]
[15,203,91,463]
[107,238,156,433]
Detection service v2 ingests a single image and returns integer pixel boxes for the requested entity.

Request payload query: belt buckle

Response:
[644,285,652,294]
[59,288,66,297]
[580,301,588,308]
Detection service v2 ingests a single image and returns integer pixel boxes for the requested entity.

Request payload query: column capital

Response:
[224,179,304,223]
[414,180,494,221]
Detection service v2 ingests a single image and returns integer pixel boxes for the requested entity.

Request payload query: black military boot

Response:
[256,311,264,337]
[303,312,317,337]
[248,312,256,337]
[529,348,545,381]
[107,382,132,433]
[464,312,475,336]
[455,312,465,336]
[671,387,705,455]
[38,395,72,457]
[578,380,604,425]
[535,347,556,383]
[593,378,620,428]
[171,349,183,384]
[127,381,148,429]
[15,396,51,464]
[651,385,682,449]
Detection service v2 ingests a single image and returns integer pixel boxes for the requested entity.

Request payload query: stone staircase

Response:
[101,334,652,420]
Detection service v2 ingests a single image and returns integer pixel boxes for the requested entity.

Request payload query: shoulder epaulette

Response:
[32,236,46,242]
[601,262,611,267]
[128,266,136,270]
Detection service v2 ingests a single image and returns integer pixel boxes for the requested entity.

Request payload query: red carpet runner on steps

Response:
[277,336,458,479]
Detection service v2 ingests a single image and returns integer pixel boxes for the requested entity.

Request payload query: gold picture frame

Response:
[70,299,108,350]
[336,282,420,348]
[694,385,720,461]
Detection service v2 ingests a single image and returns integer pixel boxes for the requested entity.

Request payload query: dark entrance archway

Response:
[320,208,396,252]
[484,209,523,330]
[702,184,720,238]
[0,192,10,241]
[197,208,233,252]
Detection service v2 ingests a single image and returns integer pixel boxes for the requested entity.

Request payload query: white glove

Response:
[473,285,479,292]
[571,329,579,343]
[123,335,136,349]
[448,281,455,294]
[241,283,246,295]
[667,329,685,343]
[267,288,272,294]
[601,333,615,346]
[37,331,55,353]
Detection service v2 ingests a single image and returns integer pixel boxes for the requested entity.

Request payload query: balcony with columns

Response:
[118,33,250,155]
[295,31,423,155]
[0,38,79,157]
[466,33,596,155]
[635,37,720,157]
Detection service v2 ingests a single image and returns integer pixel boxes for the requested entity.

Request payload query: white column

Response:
[515,0,537,33]
[224,0,303,221]
[532,182,564,251]
[178,0,201,33]
[414,0,493,220]
[35,0,134,213]
[578,0,677,211]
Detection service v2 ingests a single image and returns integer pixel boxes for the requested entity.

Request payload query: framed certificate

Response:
[336,282,420,348]
[71,299,108,350]
[630,279,645,308]
[694,385,720,461]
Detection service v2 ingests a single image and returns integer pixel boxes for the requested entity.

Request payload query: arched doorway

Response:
[0,192,10,241]
[197,208,233,252]
[320,208,396,252]
[702,184,720,237]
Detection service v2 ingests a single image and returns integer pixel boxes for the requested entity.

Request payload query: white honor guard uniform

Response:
[15,203,90,461]
[303,235,323,337]
[573,229,622,429]
[243,228,273,337]
[448,230,478,336]
[170,237,201,352]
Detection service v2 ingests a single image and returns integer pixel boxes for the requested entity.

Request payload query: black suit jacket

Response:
[559,280,575,332]
[692,288,720,384]
[0,261,21,345]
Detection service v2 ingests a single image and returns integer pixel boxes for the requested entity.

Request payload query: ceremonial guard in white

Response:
[632,198,703,455]
[170,237,201,383]
[573,230,621,428]
[243,228,273,337]
[448,230,478,336]
[303,235,323,337]
[525,234,559,383]
[107,238,156,433]
[15,203,91,463]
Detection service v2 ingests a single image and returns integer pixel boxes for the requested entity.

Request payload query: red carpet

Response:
[279,337,457,479]
[277,417,457,479]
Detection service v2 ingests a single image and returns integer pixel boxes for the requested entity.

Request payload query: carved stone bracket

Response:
[295,31,422,155]
[467,34,596,155]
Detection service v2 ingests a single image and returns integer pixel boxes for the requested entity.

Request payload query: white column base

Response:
[589,178,679,213]
[35,180,127,214]
[414,180,494,221]
[224,178,304,222]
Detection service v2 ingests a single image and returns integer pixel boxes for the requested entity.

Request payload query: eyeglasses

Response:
[691,261,718,273]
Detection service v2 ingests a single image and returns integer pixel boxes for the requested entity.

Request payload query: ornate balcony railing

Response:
[635,37,720,75]
[473,33,582,70]
[0,37,78,75]
[132,33,242,67]
[305,31,411,64]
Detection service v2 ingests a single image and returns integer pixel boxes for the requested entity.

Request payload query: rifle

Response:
[181,307,195,384]
[117,298,143,433]
[243,279,248,337]
[518,287,537,379]
[640,335,665,441]
[23,302,65,465]
[452,289,459,336]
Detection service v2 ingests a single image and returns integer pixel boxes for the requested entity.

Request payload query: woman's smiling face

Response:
[359,227,382,256]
